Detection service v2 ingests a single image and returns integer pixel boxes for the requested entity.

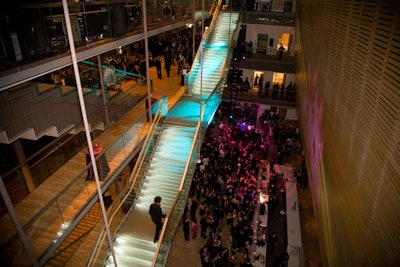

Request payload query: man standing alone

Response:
[278,45,285,61]
[149,196,166,243]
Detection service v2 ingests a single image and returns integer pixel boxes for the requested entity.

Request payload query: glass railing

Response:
[154,4,242,265]
[86,97,169,267]
[153,74,227,266]
[153,109,202,267]
[0,0,215,76]
[186,0,222,92]
[40,97,168,266]
[0,62,147,216]
[0,96,170,266]
[79,60,143,91]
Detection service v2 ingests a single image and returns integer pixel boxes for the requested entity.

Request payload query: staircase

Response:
[104,124,196,267]
[139,124,196,206]
[189,12,239,96]
[102,11,239,267]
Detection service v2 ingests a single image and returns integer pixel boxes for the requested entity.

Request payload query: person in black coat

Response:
[183,215,191,240]
[155,56,162,79]
[164,46,172,77]
[149,196,166,243]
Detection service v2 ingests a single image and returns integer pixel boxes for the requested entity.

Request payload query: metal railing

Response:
[0,96,170,266]
[87,97,169,267]
[153,7,241,264]
[0,62,146,215]
[153,73,229,266]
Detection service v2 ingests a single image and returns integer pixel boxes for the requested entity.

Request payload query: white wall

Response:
[244,24,295,56]
[255,0,296,13]
[258,104,298,121]
[241,69,295,88]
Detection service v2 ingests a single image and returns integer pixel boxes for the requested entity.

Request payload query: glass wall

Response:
[0,0,214,75]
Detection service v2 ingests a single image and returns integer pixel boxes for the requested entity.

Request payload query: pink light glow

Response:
[302,62,324,206]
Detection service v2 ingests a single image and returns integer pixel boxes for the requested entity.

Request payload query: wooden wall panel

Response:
[296,0,400,266]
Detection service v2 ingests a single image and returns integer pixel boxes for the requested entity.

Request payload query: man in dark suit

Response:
[149,196,166,243]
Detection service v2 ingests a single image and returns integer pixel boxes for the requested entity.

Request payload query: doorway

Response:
[272,72,285,86]
[253,70,265,88]
[257,34,268,53]
[277,33,291,50]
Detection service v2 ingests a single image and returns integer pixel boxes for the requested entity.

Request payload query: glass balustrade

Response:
[0,0,214,75]
[0,60,147,215]
[87,97,169,267]
[154,123,200,266]
[0,1,235,265]
[0,98,169,265]
[154,3,238,264]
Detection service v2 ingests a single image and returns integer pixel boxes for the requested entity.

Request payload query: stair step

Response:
[147,163,185,172]
[114,237,156,251]
[142,188,180,198]
[143,179,180,188]
[104,254,153,267]
[141,182,180,193]
[146,171,183,180]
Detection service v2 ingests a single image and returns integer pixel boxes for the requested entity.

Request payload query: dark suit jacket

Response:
[149,203,164,225]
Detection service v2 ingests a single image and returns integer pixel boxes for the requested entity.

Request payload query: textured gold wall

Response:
[295,1,400,266]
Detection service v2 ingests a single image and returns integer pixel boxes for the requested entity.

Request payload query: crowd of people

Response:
[122,29,196,82]
[177,102,306,267]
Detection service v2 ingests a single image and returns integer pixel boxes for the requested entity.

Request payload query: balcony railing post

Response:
[60,1,118,266]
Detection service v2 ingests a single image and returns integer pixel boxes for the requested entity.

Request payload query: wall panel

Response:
[296,0,400,266]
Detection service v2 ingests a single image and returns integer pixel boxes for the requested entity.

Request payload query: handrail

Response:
[152,102,205,267]
[187,0,226,93]
[189,0,222,74]
[81,60,143,79]
[0,97,161,262]
[38,99,168,264]
[0,68,146,187]
[209,0,218,15]
[87,97,169,267]
[208,0,223,33]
